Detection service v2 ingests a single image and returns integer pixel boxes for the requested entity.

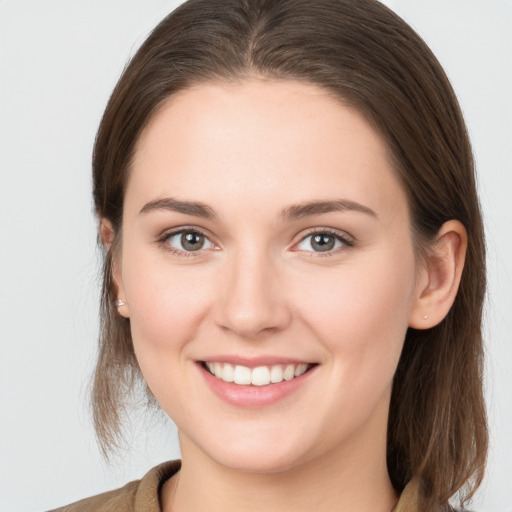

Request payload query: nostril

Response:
[214,300,292,338]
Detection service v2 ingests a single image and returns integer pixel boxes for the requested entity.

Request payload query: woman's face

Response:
[115,80,426,473]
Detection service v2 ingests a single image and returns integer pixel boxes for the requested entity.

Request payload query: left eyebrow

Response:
[281,199,377,220]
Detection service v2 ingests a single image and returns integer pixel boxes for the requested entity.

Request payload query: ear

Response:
[409,220,467,329]
[100,219,130,318]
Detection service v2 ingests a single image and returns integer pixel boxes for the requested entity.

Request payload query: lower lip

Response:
[198,363,316,408]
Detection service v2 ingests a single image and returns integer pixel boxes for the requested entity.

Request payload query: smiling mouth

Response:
[201,361,316,386]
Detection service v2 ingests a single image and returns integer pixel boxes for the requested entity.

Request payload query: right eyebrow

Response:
[139,197,217,219]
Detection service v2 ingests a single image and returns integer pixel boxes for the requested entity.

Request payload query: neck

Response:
[162,427,397,512]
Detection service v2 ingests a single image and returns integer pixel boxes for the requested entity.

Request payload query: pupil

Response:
[181,232,204,251]
[312,234,334,252]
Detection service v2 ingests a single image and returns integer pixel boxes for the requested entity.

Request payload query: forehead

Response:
[127,79,407,221]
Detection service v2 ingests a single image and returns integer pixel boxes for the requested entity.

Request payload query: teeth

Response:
[251,366,270,386]
[283,364,295,381]
[270,365,283,383]
[294,363,308,377]
[204,362,311,386]
[213,362,223,378]
[222,363,234,383]
[233,365,252,385]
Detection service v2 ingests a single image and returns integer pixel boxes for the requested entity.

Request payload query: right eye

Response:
[163,230,216,254]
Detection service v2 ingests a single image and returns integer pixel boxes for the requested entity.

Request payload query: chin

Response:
[214,448,309,475]
[189,427,317,475]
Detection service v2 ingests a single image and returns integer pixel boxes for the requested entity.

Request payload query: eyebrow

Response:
[139,197,217,219]
[281,199,377,220]
[138,197,376,221]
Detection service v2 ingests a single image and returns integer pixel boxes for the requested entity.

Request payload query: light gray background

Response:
[0,1,510,511]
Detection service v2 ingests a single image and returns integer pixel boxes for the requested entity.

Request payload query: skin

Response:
[106,80,467,512]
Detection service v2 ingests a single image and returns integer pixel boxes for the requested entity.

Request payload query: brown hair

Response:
[91,0,487,509]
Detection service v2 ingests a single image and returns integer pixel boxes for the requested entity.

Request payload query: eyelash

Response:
[157,227,355,258]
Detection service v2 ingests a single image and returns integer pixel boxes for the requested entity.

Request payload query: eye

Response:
[164,230,216,253]
[295,231,353,253]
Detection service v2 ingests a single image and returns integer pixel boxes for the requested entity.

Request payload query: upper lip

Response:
[199,355,316,368]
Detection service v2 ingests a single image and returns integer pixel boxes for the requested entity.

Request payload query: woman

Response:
[53,0,487,510]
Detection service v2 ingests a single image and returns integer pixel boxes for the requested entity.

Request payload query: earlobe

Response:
[100,219,130,318]
[409,220,467,329]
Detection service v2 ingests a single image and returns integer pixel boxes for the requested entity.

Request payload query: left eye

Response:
[165,230,215,252]
[296,233,347,253]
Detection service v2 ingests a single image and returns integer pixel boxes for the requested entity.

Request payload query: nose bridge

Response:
[215,242,291,337]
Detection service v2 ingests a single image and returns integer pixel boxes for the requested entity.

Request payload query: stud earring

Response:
[423,314,429,320]
[115,299,127,307]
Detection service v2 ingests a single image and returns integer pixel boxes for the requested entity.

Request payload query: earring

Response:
[423,314,429,320]
[115,299,127,307]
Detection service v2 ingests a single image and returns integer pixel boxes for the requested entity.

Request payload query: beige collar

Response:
[392,478,420,512]
[137,461,420,512]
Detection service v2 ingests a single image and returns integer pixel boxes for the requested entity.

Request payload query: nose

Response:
[213,249,292,339]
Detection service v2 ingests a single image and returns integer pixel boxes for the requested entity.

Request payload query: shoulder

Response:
[48,460,181,512]
[49,480,139,512]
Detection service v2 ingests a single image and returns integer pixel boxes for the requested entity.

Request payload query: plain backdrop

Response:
[0,1,510,511]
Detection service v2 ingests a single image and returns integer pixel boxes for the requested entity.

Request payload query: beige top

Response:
[50,460,419,512]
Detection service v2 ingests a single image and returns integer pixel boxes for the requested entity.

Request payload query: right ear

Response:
[100,218,115,249]
[100,219,130,318]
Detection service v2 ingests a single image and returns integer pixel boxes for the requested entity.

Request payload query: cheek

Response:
[120,249,216,367]
[293,251,416,385]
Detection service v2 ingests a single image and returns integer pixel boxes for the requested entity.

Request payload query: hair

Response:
[91,0,487,509]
